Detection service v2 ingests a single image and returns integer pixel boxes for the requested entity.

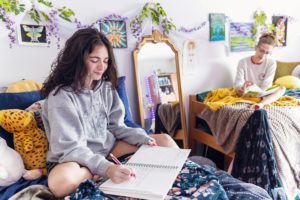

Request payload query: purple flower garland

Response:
[0,7,16,48]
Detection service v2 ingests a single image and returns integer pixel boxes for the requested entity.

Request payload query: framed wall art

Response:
[100,20,127,48]
[272,16,287,47]
[209,13,225,41]
[18,24,47,46]
[230,22,255,52]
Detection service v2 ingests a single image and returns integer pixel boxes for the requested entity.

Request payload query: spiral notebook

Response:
[99,145,190,200]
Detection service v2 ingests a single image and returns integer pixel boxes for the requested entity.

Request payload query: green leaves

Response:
[0,0,25,20]
[252,10,274,36]
[37,0,53,8]
[58,6,75,22]
[0,0,74,24]
[28,7,41,24]
[130,2,176,36]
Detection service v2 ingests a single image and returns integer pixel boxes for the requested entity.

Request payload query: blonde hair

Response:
[257,32,276,47]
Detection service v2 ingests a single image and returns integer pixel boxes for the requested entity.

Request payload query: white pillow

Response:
[291,64,300,77]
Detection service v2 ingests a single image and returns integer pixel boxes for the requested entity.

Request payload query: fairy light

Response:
[145,76,155,120]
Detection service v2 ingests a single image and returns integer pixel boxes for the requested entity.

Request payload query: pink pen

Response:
[109,153,136,177]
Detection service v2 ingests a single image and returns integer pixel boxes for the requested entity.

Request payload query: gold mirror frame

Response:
[133,30,188,149]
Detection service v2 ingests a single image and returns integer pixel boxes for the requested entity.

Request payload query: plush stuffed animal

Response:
[0,138,43,186]
[0,109,48,175]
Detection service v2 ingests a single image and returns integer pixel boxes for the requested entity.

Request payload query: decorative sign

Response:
[100,20,127,48]
[18,24,47,46]
[230,23,255,52]
[272,16,287,47]
[209,13,225,41]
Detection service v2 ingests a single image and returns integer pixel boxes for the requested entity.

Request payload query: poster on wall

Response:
[18,24,47,46]
[209,13,225,41]
[100,20,127,48]
[183,40,198,75]
[272,16,287,47]
[230,22,255,52]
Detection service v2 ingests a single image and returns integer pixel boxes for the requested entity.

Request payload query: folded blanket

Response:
[204,87,300,111]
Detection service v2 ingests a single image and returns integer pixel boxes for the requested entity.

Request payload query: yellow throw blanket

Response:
[204,87,300,111]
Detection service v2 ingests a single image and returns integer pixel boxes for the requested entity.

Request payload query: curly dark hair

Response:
[41,28,118,98]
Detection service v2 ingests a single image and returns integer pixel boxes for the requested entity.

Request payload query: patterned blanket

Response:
[69,160,271,200]
[199,104,300,200]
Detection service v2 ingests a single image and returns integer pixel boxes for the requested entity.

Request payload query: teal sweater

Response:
[42,81,150,177]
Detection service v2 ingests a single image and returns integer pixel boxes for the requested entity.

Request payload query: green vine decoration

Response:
[27,0,74,24]
[0,0,25,20]
[252,10,275,36]
[0,0,75,48]
[130,2,176,39]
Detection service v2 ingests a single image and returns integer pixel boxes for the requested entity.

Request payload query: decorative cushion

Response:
[6,80,43,93]
[117,76,141,128]
[0,91,42,149]
[275,75,300,89]
[274,61,300,81]
[0,91,42,110]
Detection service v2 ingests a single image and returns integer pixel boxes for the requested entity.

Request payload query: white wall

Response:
[1,0,300,123]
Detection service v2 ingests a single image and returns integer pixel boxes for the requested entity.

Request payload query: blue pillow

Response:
[0,91,42,110]
[0,91,42,148]
[117,76,141,128]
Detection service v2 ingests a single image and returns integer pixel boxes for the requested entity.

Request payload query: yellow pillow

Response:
[275,75,300,89]
[6,80,42,93]
[274,61,300,81]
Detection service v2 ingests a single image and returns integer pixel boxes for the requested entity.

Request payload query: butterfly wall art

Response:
[18,24,47,46]
[100,20,127,48]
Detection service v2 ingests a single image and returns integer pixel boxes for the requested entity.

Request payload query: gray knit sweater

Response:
[42,81,150,177]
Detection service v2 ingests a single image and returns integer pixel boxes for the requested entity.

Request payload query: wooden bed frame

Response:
[189,95,234,170]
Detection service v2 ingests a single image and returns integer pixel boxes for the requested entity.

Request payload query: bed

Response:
[0,79,274,200]
[189,89,300,200]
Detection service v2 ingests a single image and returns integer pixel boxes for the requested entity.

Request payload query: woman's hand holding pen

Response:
[147,137,157,146]
[106,164,135,183]
[107,153,136,183]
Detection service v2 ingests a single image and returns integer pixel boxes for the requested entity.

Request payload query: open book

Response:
[243,84,279,98]
[99,145,191,200]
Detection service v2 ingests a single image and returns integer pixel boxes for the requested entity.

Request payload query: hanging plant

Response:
[130,2,176,40]
[252,10,275,37]
[0,0,75,48]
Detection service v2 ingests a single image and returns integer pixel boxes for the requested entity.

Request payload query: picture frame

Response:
[18,24,47,46]
[209,13,225,41]
[272,16,287,47]
[99,20,127,48]
[230,22,255,52]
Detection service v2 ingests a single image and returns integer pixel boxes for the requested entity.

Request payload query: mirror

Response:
[133,30,188,148]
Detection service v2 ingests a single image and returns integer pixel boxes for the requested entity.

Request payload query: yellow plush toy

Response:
[0,109,48,175]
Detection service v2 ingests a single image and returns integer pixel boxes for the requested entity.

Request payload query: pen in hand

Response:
[110,153,136,178]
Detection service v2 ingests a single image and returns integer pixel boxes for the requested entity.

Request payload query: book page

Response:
[244,84,279,98]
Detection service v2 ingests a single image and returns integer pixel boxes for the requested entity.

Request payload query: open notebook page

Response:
[99,145,190,199]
